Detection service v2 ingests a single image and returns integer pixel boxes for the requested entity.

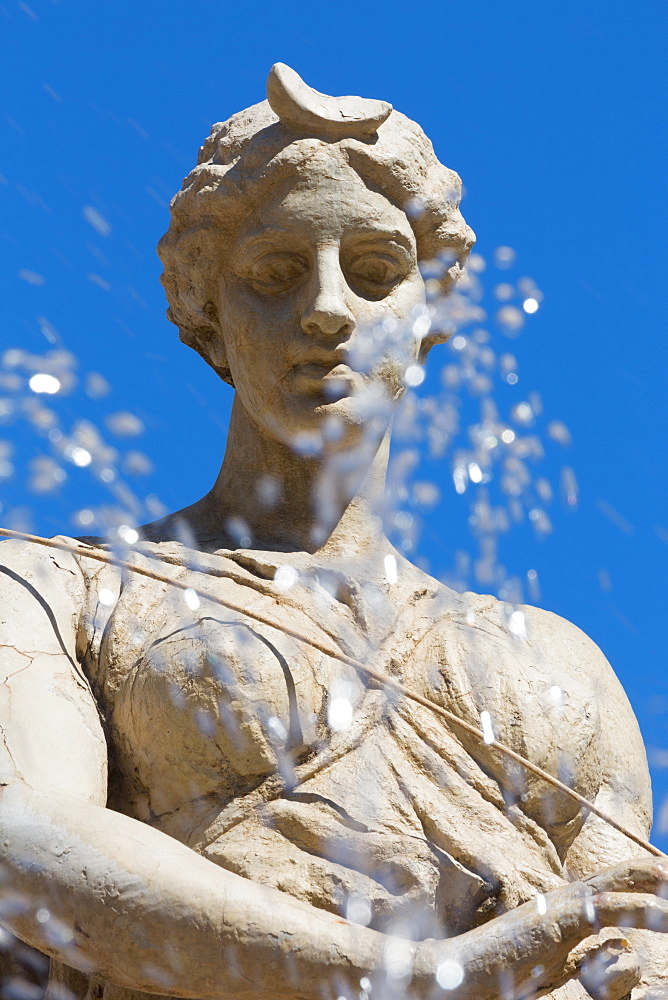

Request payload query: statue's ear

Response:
[417,327,452,365]
[190,302,234,387]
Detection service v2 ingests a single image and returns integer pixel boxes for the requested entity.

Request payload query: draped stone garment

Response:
[43,541,659,999]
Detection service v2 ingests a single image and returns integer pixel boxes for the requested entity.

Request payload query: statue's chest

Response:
[83,562,600,860]
[100,601,348,820]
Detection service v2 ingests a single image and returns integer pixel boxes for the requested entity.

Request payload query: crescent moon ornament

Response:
[266,62,392,139]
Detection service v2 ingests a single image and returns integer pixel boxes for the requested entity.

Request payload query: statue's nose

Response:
[301,248,355,338]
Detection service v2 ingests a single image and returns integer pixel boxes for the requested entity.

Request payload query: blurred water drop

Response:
[494,246,516,269]
[28,456,66,493]
[467,252,486,272]
[69,446,92,467]
[18,269,45,286]
[28,373,60,394]
[328,696,353,733]
[494,283,514,301]
[123,451,153,476]
[436,959,464,990]
[118,524,138,544]
[85,372,111,398]
[547,421,571,446]
[561,467,578,507]
[480,710,495,743]
[527,568,541,601]
[511,402,533,427]
[404,365,424,388]
[384,553,398,585]
[106,411,144,437]
[183,588,200,611]
[83,205,112,237]
[468,462,483,484]
[274,565,298,591]
[88,273,111,290]
[508,610,526,639]
[226,516,252,546]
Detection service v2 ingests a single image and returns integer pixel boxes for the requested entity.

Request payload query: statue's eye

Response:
[248,253,308,293]
[346,253,407,299]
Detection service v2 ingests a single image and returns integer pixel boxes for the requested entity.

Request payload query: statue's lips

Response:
[290,362,355,391]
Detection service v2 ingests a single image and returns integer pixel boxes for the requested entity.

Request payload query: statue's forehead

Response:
[238,145,411,223]
[234,167,415,246]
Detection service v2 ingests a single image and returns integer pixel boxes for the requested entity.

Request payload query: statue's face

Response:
[214,153,426,450]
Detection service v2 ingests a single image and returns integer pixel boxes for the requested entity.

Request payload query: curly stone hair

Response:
[158,99,475,385]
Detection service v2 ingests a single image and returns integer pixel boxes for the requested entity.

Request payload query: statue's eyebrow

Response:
[236,226,293,250]
[343,228,415,252]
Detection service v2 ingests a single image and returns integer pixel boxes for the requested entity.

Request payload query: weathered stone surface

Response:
[1,65,667,1000]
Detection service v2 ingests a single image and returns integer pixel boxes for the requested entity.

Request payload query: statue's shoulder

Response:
[0,533,87,596]
[435,581,622,691]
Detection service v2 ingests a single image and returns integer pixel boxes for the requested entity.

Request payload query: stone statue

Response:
[1,65,667,1000]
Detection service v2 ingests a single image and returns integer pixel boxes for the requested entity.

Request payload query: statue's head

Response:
[158,65,474,450]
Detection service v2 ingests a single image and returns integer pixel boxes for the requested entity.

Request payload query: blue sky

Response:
[1,0,667,849]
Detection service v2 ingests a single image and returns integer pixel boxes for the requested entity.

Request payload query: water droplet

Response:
[436,959,464,990]
[480,710,495,744]
[511,402,534,426]
[83,205,112,237]
[496,305,524,334]
[328,696,353,732]
[508,610,527,639]
[183,588,200,611]
[384,553,398,585]
[70,446,92,467]
[85,372,111,398]
[404,364,424,387]
[547,421,571,446]
[346,895,372,926]
[18,268,45,285]
[494,283,514,301]
[494,246,516,269]
[274,565,298,591]
[118,524,138,544]
[106,411,144,437]
[29,373,60,394]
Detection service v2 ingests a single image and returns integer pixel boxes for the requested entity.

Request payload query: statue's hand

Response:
[585,855,668,901]
[412,858,668,1000]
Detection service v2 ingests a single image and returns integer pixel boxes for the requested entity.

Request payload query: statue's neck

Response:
[202,396,390,558]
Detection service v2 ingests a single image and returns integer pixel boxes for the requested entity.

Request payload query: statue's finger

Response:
[587,857,668,895]
[594,891,668,932]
